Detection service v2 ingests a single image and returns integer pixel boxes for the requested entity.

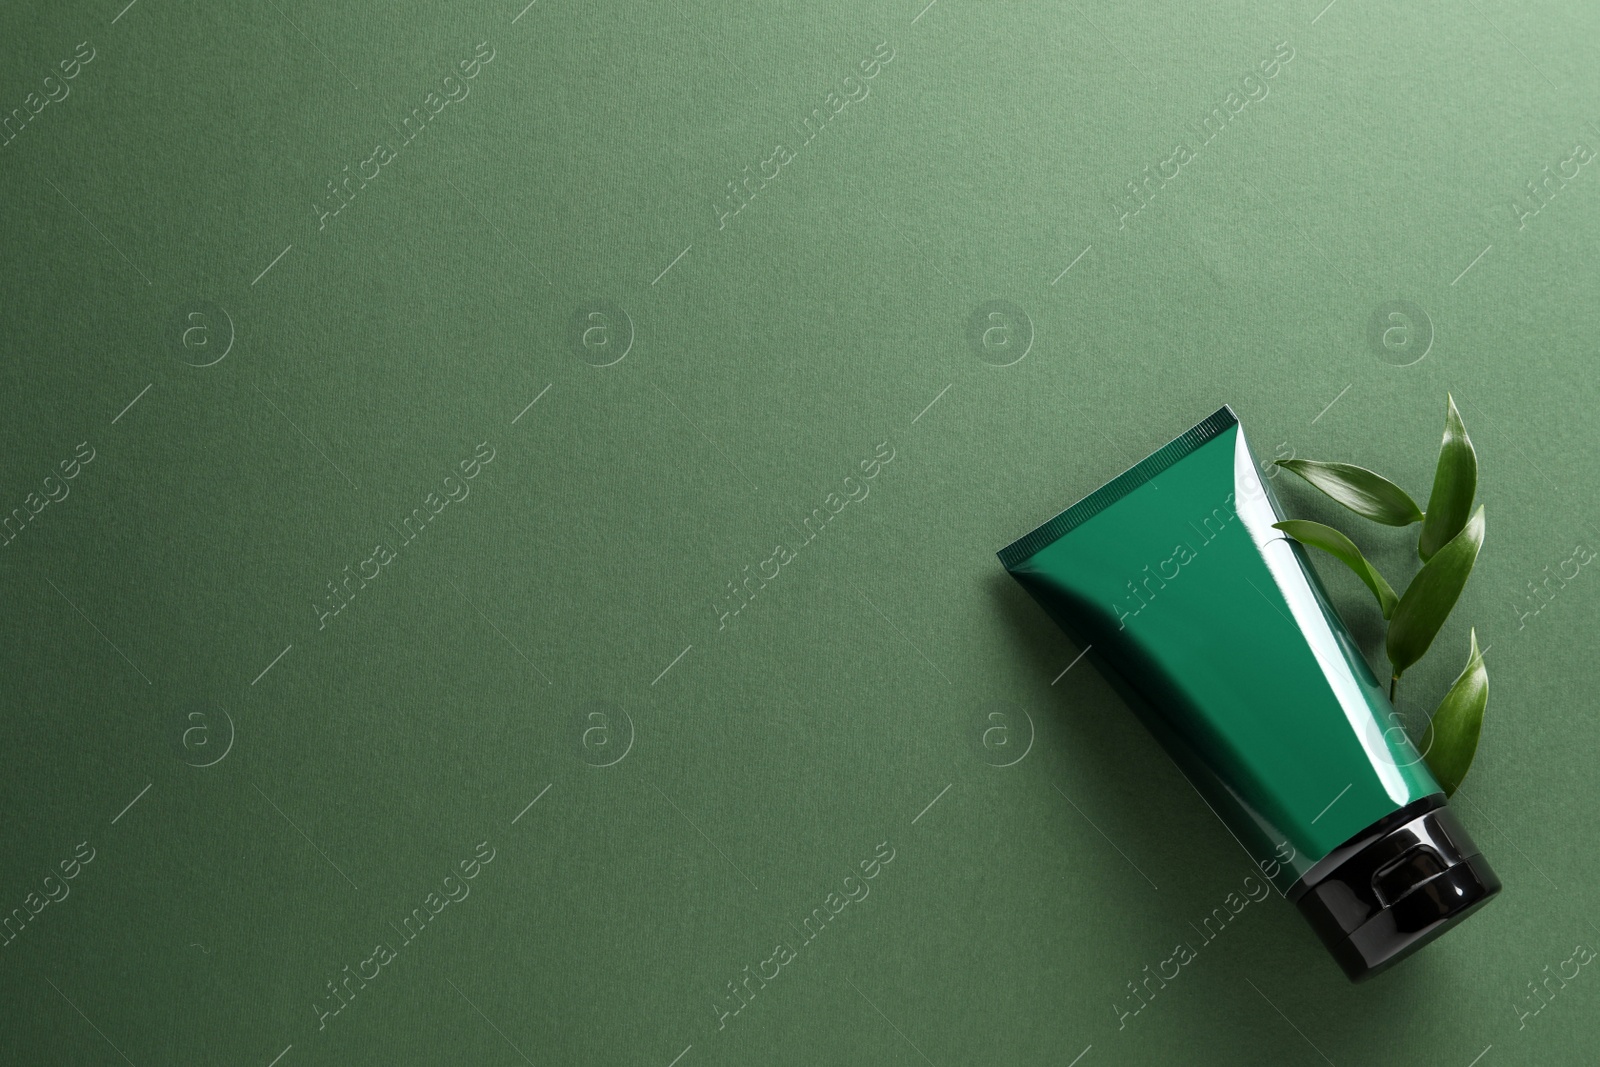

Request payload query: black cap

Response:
[1288,796,1501,982]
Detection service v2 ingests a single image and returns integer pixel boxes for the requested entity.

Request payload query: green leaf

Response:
[1386,505,1486,678]
[1417,394,1478,562]
[1424,629,1487,797]
[1273,519,1399,619]
[1274,459,1424,526]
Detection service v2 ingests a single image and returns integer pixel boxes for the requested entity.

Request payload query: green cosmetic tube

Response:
[999,407,1499,981]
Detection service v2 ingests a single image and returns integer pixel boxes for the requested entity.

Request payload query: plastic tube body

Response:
[999,408,1441,892]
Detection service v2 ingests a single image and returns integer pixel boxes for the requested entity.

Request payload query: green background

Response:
[2,0,1597,1064]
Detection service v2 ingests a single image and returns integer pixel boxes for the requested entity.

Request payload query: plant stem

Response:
[1389,675,1398,702]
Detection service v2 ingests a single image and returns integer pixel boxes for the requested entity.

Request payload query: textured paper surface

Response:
[2,0,1597,1063]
